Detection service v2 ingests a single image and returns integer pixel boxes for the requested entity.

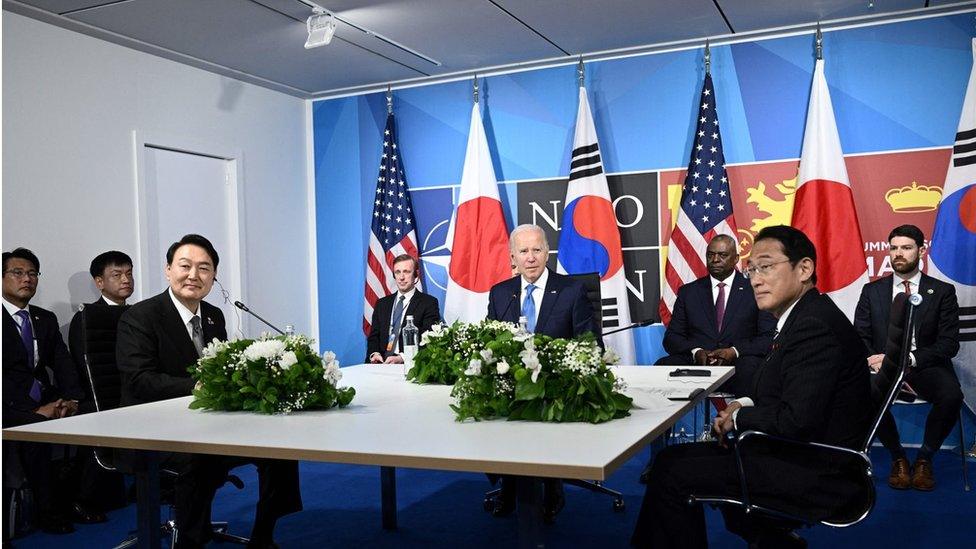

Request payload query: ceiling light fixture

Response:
[305,8,337,49]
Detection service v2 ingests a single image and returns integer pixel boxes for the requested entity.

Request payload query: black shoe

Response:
[69,502,108,524]
[491,477,517,518]
[37,515,75,535]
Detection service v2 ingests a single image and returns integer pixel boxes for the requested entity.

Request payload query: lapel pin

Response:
[926,289,933,294]
[549,290,557,294]
[207,317,215,325]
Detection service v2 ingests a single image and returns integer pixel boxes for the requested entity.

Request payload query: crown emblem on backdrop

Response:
[884,182,942,213]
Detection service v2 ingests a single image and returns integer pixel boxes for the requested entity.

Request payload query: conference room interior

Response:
[3,1,976,547]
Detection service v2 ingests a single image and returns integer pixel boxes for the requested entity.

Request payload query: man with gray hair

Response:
[485,224,599,523]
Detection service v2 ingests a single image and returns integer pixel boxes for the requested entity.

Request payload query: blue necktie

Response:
[16,310,42,402]
[388,295,405,352]
[522,284,537,333]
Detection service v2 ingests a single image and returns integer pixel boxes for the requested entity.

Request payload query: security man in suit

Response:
[64,251,135,524]
[633,225,872,549]
[657,234,776,396]
[485,224,599,523]
[2,248,85,535]
[116,234,301,549]
[366,254,440,364]
[854,224,961,491]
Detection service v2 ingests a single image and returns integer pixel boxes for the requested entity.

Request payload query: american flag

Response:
[363,112,421,334]
[659,73,738,325]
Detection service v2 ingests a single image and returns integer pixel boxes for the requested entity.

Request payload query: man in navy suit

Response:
[657,234,776,395]
[366,254,440,364]
[633,225,872,549]
[854,224,961,491]
[485,224,599,523]
[2,248,85,535]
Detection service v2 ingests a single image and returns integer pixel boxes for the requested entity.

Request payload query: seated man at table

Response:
[2,248,86,535]
[116,234,302,549]
[486,224,599,523]
[632,225,872,548]
[656,234,775,396]
[366,254,440,364]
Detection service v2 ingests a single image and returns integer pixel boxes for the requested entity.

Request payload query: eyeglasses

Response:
[742,259,791,279]
[4,269,40,280]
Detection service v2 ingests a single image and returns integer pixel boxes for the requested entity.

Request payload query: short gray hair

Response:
[509,224,549,253]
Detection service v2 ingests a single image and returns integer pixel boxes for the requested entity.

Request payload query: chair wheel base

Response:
[613,498,625,512]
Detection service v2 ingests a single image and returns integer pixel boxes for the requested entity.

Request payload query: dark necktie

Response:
[523,284,537,333]
[903,280,911,295]
[15,310,42,401]
[388,295,405,352]
[715,282,727,332]
[189,316,204,356]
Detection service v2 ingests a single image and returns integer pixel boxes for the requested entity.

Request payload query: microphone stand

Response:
[602,318,656,336]
[234,301,286,335]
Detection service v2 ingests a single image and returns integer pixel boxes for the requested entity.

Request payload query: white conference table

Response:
[2,364,732,548]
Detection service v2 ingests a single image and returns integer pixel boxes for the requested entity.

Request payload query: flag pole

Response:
[815,23,823,60]
[577,56,584,88]
[473,74,479,104]
[704,40,711,75]
[386,84,393,115]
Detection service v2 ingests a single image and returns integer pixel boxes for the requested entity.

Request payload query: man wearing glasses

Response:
[2,247,85,535]
[657,234,776,396]
[632,226,872,549]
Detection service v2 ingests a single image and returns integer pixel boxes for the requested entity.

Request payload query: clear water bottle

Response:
[517,315,529,337]
[401,315,419,375]
[284,324,295,336]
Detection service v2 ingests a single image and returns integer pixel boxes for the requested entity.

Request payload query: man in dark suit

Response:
[854,224,961,491]
[366,254,440,364]
[64,251,134,523]
[657,234,776,395]
[633,225,872,549]
[485,224,599,523]
[116,234,301,549]
[2,248,86,535]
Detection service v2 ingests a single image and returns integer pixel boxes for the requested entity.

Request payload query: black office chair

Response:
[483,272,625,513]
[688,292,919,540]
[79,304,248,548]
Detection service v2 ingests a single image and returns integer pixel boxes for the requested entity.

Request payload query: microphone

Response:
[498,292,520,322]
[234,300,286,335]
[602,318,656,337]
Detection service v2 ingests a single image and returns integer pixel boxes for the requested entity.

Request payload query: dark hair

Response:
[2,248,40,272]
[89,251,133,278]
[754,225,817,285]
[888,224,925,248]
[392,254,421,278]
[165,234,219,268]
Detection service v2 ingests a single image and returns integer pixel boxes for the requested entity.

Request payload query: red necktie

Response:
[715,282,726,331]
[903,280,911,295]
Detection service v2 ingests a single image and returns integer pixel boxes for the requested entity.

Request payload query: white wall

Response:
[2,12,315,338]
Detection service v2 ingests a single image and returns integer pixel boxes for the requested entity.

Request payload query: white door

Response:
[142,145,246,338]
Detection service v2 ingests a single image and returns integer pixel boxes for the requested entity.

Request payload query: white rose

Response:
[603,346,620,365]
[496,360,510,375]
[322,350,337,363]
[279,351,298,370]
[465,358,482,376]
[479,348,495,363]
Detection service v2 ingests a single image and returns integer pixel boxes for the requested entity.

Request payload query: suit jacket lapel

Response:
[879,277,893,341]
[160,292,202,363]
[535,276,561,333]
[914,274,934,320]
[697,277,719,336]
[200,305,222,344]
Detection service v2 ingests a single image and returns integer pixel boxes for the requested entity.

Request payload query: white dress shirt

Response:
[102,295,124,306]
[168,288,200,341]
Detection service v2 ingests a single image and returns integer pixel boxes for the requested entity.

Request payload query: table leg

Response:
[516,477,544,549]
[132,449,161,549]
[380,466,397,530]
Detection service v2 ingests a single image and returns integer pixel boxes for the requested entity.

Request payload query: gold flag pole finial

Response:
[386,85,393,114]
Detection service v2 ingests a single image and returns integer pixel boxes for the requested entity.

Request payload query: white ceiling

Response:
[4,0,973,99]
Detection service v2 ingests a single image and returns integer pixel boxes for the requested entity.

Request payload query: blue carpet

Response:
[11,446,973,548]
